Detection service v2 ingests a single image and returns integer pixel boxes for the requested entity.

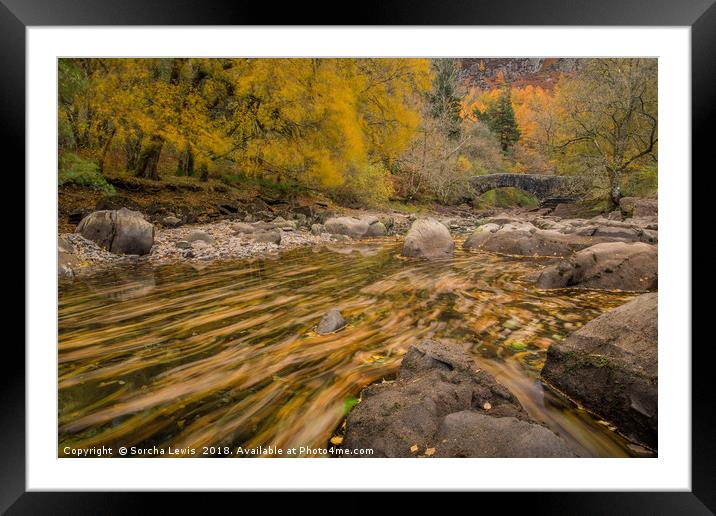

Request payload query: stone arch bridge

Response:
[468,173,591,208]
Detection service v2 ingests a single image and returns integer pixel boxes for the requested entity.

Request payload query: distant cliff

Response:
[459,58,582,90]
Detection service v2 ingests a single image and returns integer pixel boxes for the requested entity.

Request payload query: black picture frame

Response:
[4,1,712,513]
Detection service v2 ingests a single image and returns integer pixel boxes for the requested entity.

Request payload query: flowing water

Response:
[59,239,642,457]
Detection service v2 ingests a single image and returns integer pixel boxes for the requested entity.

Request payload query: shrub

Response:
[59,153,116,194]
[330,162,394,207]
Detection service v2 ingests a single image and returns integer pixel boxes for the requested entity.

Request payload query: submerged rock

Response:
[536,241,657,291]
[343,340,576,457]
[316,309,346,335]
[541,293,658,448]
[401,218,454,259]
[76,208,154,255]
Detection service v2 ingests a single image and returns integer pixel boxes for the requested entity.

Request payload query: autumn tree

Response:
[551,58,658,207]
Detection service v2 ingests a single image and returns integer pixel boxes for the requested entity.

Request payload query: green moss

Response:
[342,396,359,416]
[59,153,116,194]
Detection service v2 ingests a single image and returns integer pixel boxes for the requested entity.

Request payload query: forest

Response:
[58,57,660,460]
[58,57,658,211]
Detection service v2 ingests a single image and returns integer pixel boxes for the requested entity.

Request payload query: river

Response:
[58,238,641,457]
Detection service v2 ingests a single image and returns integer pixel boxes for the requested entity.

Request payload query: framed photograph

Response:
[6,0,712,512]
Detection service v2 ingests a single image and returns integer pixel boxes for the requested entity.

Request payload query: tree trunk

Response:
[609,168,623,209]
[124,133,143,172]
[97,127,116,174]
[198,162,209,182]
[176,143,194,177]
[134,134,164,180]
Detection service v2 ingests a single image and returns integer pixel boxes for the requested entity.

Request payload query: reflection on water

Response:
[59,240,639,457]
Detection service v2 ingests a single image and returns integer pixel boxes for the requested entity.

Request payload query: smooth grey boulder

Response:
[401,218,454,259]
[186,230,215,244]
[536,241,657,291]
[76,208,154,255]
[343,340,576,458]
[324,217,370,239]
[541,293,657,448]
[316,309,346,335]
[253,230,282,244]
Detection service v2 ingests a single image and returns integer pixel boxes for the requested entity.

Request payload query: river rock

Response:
[232,222,256,234]
[541,293,658,448]
[401,218,454,259]
[607,210,623,221]
[464,223,576,257]
[76,208,154,255]
[58,235,79,278]
[162,215,182,227]
[253,230,282,244]
[316,309,346,335]
[633,198,658,218]
[175,240,191,249]
[343,340,575,458]
[619,197,638,216]
[364,221,387,237]
[536,241,657,291]
[324,217,370,239]
[187,230,215,244]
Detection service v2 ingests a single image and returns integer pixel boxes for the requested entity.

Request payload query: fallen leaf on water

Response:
[410,444,419,453]
[425,448,436,456]
[483,402,492,410]
[330,436,343,446]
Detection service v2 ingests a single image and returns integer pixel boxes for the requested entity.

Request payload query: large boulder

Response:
[343,340,576,458]
[536,242,657,291]
[618,197,639,217]
[401,218,454,259]
[541,293,658,448]
[464,223,576,257]
[633,198,658,218]
[76,208,154,255]
[324,217,370,239]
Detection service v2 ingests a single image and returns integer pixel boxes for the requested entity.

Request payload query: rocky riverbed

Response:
[58,198,659,457]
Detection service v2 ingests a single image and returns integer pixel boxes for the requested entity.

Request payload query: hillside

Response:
[459,58,582,90]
